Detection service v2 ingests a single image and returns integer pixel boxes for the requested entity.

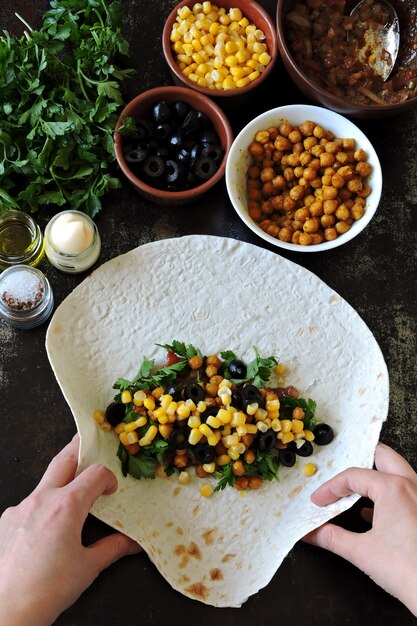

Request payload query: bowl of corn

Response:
[162,0,278,106]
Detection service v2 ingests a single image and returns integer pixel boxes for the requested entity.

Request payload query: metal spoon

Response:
[349,0,400,81]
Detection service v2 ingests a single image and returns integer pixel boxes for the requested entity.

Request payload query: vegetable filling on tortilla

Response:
[94,340,334,494]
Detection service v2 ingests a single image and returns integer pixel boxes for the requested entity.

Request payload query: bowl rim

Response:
[114,85,234,200]
[225,103,383,252]
[275,0,417,115]
[162,0,278,98]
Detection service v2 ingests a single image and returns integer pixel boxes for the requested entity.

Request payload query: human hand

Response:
[304,442,417,616]
[0,435,141,626]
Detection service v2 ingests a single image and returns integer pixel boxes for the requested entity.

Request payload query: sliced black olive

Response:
[105,401,125,426]
[231,388,244,408]
[200,405,219,423]
[242,384,265,409]
[173,100,191,121]
[152,144,170,159]
[169,427,188,450]
[156,123,173,140]
[258,429,277,452]
[194,444,215,464]
[184,170,200,188]
[176,148,191,165]
[165,159,184,184]
[168,133,184,151]
[151,100,171,124]
[165,385,181,401]
[181,110,200,136]
[279,448,296,467]
[195,110,211,128]
[295,440,314,457]
[229,359,247,379]
[200,129,219,145]
[201,144,224,162]
[125,143,149,163]
[135,118,154,140]
[184,382,205,403]
[313,423,334,445]
[142,155,165,178]
[193,156,218,180]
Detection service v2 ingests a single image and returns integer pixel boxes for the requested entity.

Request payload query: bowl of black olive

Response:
[114,86,234,205]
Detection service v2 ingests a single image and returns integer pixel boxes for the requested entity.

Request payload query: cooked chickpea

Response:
[335,204,351,221]
[278,122,293,136]
[292,230,302,244]
[323,186,338,200]
[335,220,351,234]
[289,185,305,201]
[299,151,312,165]
[248,141,264,157]
[278,226,293,242]
[309,200,323,217]
[287,153,300,167]
[254,130,270,144]
[299,120,316,136]
[274,135,291,151]
[356,161,371,177]
[324,227,338,241]
[189,355,203,370]
[320,152,335,167]
[354,148,367,161]
[321,213,336,228]
[303,136,318,150]
[298,232,312,245]
[288,129,302,143]
[351,203,365,220]
[310,232,324,244]
[347,177,363,193]
[260,167,275,182]
[294,207,310,222]
[303,217,320,233]
[205,364,218,378]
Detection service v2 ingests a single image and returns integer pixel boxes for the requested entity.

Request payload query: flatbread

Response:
[45,235,388,607]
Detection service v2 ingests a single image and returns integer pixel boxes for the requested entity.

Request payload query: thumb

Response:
[87,533,142,574]
[303,522,367,569]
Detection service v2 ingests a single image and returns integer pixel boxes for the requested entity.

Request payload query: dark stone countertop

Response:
[1,1,417,624]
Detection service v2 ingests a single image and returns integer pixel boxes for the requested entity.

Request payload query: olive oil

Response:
[0,210,45,269]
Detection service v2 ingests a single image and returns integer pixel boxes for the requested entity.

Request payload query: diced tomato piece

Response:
[165,350,182,366]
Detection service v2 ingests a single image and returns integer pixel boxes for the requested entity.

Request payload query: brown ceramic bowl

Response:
[114,86,233,206]
[162,0,278,107]
[276,0,417,119]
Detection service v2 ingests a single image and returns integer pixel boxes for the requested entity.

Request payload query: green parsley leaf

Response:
[214,462,236,491]
[127,453,157,480]
[157,340,202,360]
[255,449,281,482]
[279,397,318,430]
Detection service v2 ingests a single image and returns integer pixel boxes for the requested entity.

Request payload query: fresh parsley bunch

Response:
[0,0,135,216]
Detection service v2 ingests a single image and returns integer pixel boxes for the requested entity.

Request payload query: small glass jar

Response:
[0,265,54,329]
[44,210,101,274]
[0,210,45,269]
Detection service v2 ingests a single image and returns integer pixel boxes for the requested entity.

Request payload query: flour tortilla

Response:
[46,235,388,608]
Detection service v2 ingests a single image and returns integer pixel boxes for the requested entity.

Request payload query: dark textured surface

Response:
[1,1,417,624]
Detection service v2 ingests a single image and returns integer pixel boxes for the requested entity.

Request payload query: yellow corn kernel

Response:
[217,408,231,424]
[246,402,259,415]
[125,416,147,432]
[196,62,208,75]
[178,470,190,485]
[196,401,207,413]
[302,463,317,477]
[114,423,125,435]
[245,423,258,434]
[229,7,242,21]
[228,447,240,461]
[216,454,231,466]
[177,53,193,65]
[152,386,164,399]
[231,411,246,427]
[248,70,260,82]
[121,390,132,404]
[257,421,269,433]
[159,394,172,410]
[258,51,271,66]
[304,429,315,442]
[224,55,238,68]
[185,399,197,411]
[189,428,204,445]
[231,442,246,456]
[100,421,112,432]
[202,1,211,14]
[200,483,214,497]
[199,423,214,438]
[271,418,281,432]
[207,434,219,446]
[173,40,184,54]
[221,424,232,436]
[188,414,201,429]
[230,66,246,79]
[294,431,306,440]
[245,58,259,69]
[203,462,216,473]
[225,40,238,54]
[133,390,147,406]
[236,425,247,437]
[239,16,249,27]
[266,399,280,412]
[220,393,232,406]
[292,419,305,434]
[274,363,285,376]
[192,38,202,51]
[267,410,280,420]
[93,409,105,425]
[126,431,139,444]
[177,403,191,419]
[235,49,250,64]
[206,415,222,429]
[170,29,182,43]
[255,408,267,421]
[145,425,157,441]
[178,5,191,18]
[166,401,178,416]
[159,424,173,439]
[279,432,295,444]
[119,431,129,446]
[253,41,267,54]
[153,406,166,420]
[223,433,239,448]
[280,419,292,433]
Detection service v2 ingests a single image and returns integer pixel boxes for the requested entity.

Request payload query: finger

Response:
[303,522,367,568]
[374,442,416,480]
[67,463,118,514]
[36,434,80,490]
[87,533,142,574]
[310,467,386,507]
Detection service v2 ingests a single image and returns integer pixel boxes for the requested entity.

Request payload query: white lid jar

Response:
[45,210,101,273]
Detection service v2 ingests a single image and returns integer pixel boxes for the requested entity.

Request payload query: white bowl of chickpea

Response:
[225,104,382,251]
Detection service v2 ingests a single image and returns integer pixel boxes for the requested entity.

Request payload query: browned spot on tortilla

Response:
[187,542,202,559]
[359,387,367,396]
[221,553,236,563]
[192,504,200,516]
[240,517,248,526]
[178,574,190,583]
[201,528,217,545]
[184,582,209,601]
[166,521,174,528]
[288,485,302,498]
[175,544,186,557]
[329,294,341,304]
[309,325,317,333]
[275,511,281,519]
[114,520,124,529]
[157,548,161,555]
[173,487,181,496]
[236,561,243,569]
[377,372,383,379]
[174,542,201,569]
[152,530,159,538]
[210,568,223,581]
[371,415,378,423]
[52,323,63,334]
[176,527,184,536]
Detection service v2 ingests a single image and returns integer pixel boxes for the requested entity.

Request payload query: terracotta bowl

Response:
[162,0,278,107]
[276,0,417,119]
[226,104,383,252]
[114,86,233,206]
